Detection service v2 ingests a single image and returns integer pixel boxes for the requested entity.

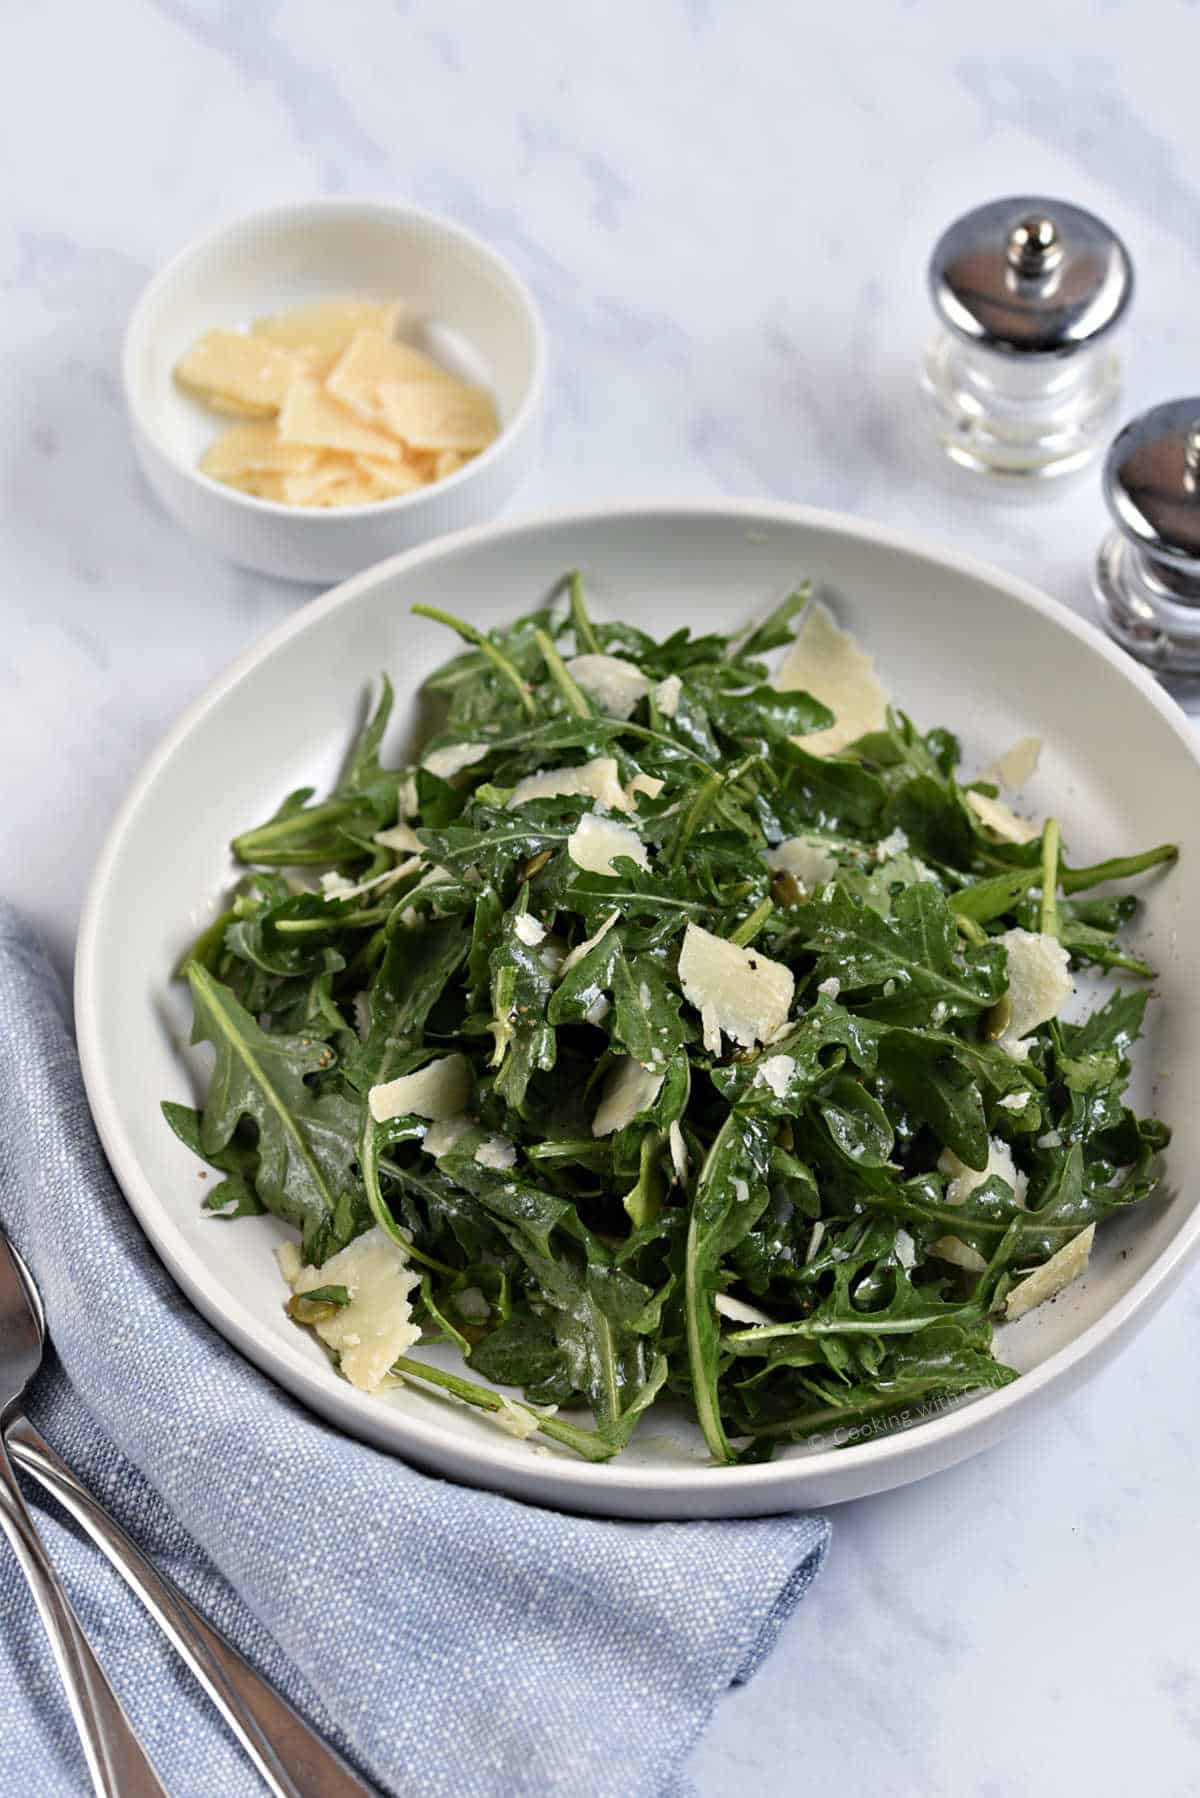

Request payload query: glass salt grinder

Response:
[1094,399,1200,675]
[924,196,1134,483]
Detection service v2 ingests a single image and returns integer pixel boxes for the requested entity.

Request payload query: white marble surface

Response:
[4,3,1199,1792]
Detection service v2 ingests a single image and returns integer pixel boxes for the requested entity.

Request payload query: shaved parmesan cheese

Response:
[817,976,841,1000]
[475,1134,517,1171]
[278,377,401,459]
[805,1220,826,1264]
[567,813,648,876]
[398,864,453,927]
[625,772,665,807]
[591,1057,664,1136]
[422,741,490,780]
[967,790,1039,845]
[453,1286,490,1322]
[932,1236,988,1274]
[997,1091,1029,1112]
[998,929,1073,1057]
[378,378,499,451]
[353,455,429,497]
[654,674,683,718]
[368,1053,471,1123]
[253,298,403,362]
[893,1228,917,1270]
[559,910,620,979]
[677,923,794,1053]
[326,328,449,421]
[714,1293,776,1327]
[398,772,419,818]
[199,420,319,480]
[583,993,611,1026]
[539,939,566,977]
[176,329,310,416]
[423,1115,472,1158]
[320,859,417,903]
[669,1119,689,1184]
[875,827,910,861]
[373,822,423,854]
[494,1399,541,1439]
[287,1227,420,1392]
[508,757,632,813]
[767,836,838,892]
[1004,1225,1095,1321]
[274,458,383,507]
[984,736,1041,792]
[275,1240,303,1285]
[512,912,546,947]
[754,1054,795,1099]
[939,1138,1028,1207]
[565,653,650,718]
[775,602,888,757]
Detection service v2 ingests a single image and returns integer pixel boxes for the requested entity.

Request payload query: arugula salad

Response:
[164,579,1176,1466]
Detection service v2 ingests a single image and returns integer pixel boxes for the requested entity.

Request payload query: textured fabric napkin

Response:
[0,907,830,1797]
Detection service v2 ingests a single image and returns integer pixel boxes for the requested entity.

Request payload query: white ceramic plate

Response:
[76,503,1200,1519]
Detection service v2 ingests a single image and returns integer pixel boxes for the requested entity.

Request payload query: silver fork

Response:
[0,1229,169,1794]
[2,1233,375,1798]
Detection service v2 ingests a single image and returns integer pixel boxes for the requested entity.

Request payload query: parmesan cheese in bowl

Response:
[124,200,545,581]
[177,304,500,506]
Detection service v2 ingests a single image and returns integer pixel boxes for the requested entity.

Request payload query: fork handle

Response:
[0,1429,168,1795]
[6,1414,374,1798]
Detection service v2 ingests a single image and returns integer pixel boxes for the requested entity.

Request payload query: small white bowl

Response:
[123,199,546,584]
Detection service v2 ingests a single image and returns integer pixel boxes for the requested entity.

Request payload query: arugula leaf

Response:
[684,1113,773,1462]
[185,965,362,1262]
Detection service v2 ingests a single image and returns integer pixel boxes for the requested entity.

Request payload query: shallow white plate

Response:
[76,503,1200,1518]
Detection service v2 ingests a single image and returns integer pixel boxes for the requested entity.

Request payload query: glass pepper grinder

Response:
[923,195,1134,483]
[1094,398,1200,675]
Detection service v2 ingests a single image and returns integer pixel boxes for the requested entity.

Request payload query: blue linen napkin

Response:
[0,907,830,1797]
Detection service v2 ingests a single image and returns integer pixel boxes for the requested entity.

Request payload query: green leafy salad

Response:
[164,578,1177,1466]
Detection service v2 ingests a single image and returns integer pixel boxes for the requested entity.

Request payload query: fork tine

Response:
[3,1236,46,1338]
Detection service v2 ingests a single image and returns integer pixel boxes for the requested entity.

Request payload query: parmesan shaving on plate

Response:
[1004,1225,1095,1321]
[996,929,1073,1058]
[564,653,650,718]
[591,1058,664,1136]
[566,814,649,876]
[507,758,633,812]
[423,1115,472,1159]
[966,789,1040,845]
[766,836,838,892]
[775,601,888,757]
[939,1138,1028,1208]
[984,736,1041,791]
[653,673,683,718]
[714,1293,776,1327]
[368,1053,472,1123]
[422,741,491,780]
[677,923,794,1053]
[558,910,620,979]
[283,1227,420,1393]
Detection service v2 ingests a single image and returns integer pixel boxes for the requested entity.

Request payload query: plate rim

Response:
[75,497,1200,1512]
